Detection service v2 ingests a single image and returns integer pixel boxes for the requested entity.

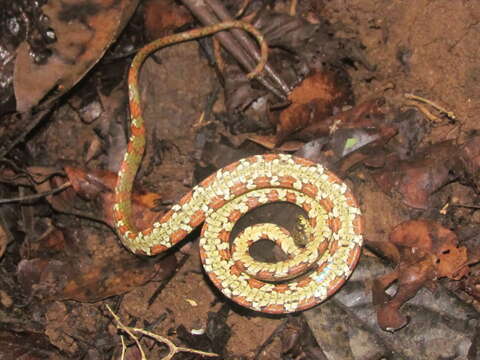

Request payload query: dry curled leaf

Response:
[255,11,318,50]
[276,70,352,145]
[64,166,161,229]
[373,220,469,332]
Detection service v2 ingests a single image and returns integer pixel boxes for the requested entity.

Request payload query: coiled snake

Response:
[113,21,363,314]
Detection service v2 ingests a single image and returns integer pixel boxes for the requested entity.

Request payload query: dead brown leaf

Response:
[373,220,470,332]
[64,166,161,229]
[0,328,59,359]
[459,134,480,191]
[373,141,459,209]
[255,11,318,51]
[17,226,177,302]
[143,0,192,40]
[14,0,139,112]
[6,166,177,302]
[295,97,386,142]
[59,249,176,302]
[276,70,352,145]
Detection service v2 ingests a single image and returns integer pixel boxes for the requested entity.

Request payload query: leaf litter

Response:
[0,0,479,359]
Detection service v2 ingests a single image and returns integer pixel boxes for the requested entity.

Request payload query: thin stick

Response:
[181,0,287,100]
[289,0,298,16]
[0,108,52,159]
[404,93,456,120]
[404,100,443,124]
[107,305,218,360]
[0,181,71,204]
[205,0,291,94]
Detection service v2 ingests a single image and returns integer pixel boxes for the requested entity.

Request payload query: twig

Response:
[289,0,298,16]
[451,203,480,210]
[212,37,226,74]
[0,181,71,204]
[0,108,52,159]
[404,100,443,124]
[205,0,291,94]
[234,0,252,18]
[404,93,456,121]
[120,336,127,360]
[106,305,218,360]
[0,159,65,185]
[181,0,288,100]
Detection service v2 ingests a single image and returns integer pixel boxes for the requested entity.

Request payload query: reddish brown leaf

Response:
[246,134,305,151]
[295,98,386,142]
[390,220,469,280]
[17,228,177,302]
[59,252,176,302]
[11,167,177,301]
[20,224,66,258]
[276,70,352,144]
[64,166,117,201]
[373,220,469,331]
[143,0,192,40]
[64,166,161,229]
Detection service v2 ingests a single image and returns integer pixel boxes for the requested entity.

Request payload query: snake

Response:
[113,21,364,314]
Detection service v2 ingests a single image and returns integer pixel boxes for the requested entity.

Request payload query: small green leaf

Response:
[345,138,358,149]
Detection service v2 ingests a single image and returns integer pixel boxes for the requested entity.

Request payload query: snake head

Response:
[293,215,312,247]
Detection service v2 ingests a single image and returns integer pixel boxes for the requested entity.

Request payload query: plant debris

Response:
[372,220,470,332]
[1,0,480,358]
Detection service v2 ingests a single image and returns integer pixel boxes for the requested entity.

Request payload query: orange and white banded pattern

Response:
[113,22,363,314]
[115,154,363,313]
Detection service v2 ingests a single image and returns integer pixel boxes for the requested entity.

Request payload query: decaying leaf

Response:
[143,0,192,40]
[288,98,393,173]
[255,11,318,51]
[369,134,480,211]
[306,254,477,359]
[459,133,480,191]
[59,246,176,302]
[294,97,386,142]
[0,204,17,259]
[224,64,264,113]
[8,165,177,302]
[16,226,177,302]
[64,166,162,229]
[0,328,60,359]
[373,141,460,209]
[298,127,395,172]
[14,0,139,112]
[276,70,352,144]
[373,220,470,332]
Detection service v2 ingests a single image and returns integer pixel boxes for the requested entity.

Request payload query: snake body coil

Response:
[114,21,363,313]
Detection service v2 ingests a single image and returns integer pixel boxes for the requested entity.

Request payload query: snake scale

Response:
[113,21,364,314]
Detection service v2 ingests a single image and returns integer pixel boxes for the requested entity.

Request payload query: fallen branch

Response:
[106,305,219,360]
